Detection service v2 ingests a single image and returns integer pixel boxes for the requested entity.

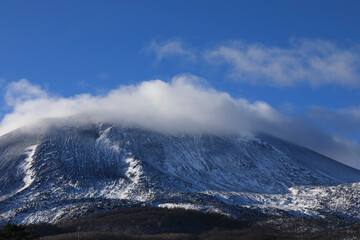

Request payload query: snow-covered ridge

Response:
[0,121,360,224]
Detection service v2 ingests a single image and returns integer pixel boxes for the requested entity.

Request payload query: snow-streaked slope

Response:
[0,119,360,224]
[16,145,37,194]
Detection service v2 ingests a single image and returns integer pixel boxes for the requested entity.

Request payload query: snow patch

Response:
[17,145,37,193]
[158,203,204,211]
[95,126,120,152]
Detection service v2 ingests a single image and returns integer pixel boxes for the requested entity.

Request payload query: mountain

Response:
[1,118,360,224]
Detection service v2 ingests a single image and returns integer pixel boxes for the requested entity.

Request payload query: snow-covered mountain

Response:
[1,119,360,224]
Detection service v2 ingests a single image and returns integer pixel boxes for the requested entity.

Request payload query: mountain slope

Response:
[0,119,360,224]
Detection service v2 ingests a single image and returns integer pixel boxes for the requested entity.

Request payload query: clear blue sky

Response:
[1,1,360,165]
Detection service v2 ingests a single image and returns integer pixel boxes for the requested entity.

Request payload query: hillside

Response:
[1,119,360,224]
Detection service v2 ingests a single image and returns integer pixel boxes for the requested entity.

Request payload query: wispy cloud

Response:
[146,39,196,62]
[204,39,360,87]
[5,79,48,106]
[97,73,110,80]
[309,106,360,134]
[0,78,5,88]
[2,76,360,169]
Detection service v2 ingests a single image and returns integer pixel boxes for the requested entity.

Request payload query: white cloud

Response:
[205,39,360,87]
[5,79,48,107]
[1,76,360,169]
[0,75,280,137]
[146,39,196,62]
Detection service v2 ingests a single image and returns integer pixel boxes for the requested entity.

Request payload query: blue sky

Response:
[1,1,360,167]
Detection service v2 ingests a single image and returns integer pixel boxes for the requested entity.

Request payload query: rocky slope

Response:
[1,119,360,224]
